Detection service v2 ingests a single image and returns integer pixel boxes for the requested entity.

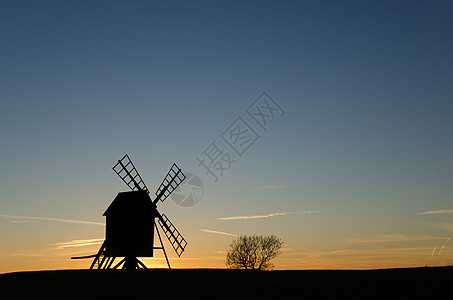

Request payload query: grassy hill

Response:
[1,267,452,299]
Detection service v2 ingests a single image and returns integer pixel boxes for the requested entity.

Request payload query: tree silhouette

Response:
[225,235,283,270]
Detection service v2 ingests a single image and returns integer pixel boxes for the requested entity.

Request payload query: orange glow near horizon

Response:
[1,239,451,274]
[1,213,452,274]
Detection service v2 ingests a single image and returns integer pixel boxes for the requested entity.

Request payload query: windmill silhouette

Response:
[72,154,187,269]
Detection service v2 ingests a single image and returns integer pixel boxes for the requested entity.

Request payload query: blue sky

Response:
[0,1,452,271]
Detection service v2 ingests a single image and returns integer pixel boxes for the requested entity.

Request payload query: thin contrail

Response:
[200,229,237,237]
[0,214,104,226]
[51,238,105,250]
[216,210,319,221]
[216,212,294,221]
[425,244,438,266]
[438,237,451,255]
[418,209,453,215]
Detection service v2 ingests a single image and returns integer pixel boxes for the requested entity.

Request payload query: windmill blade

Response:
[112,154,149,193]
[154,163,186,203]
[157,213,187,257]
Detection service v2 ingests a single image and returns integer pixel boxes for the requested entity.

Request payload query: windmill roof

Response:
[103,190,155,216]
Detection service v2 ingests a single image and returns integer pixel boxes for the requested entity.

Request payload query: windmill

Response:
[72,154,187,270]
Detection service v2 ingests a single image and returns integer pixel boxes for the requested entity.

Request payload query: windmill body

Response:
[72,154,187,270]
[103,190,156,258]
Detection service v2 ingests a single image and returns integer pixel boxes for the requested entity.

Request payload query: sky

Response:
[0,0,452,273]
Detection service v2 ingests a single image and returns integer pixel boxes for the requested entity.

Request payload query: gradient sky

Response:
[1,1,452,273]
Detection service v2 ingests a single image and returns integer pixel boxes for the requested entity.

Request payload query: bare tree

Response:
[225,235,283,270]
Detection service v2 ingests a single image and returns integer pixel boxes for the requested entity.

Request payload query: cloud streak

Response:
[216,212,294,221]
[299,210,320,215]
[418,209,453,215]
[438,237,451,255]
[348,234,445,243]
[216,210,319,221]
[425,244,438,265]
[51,238,104,250]
[425,222,453,233]
[200,229,238,237]
[0,214,104,226]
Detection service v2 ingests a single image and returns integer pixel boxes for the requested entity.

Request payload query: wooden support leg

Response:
[155,223,171,269]
[137,259,148,269]
[113,257,126,269]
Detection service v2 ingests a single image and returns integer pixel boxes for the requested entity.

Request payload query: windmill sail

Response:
[157,213,187,257]
[154,163,186,203]
[112,154,149,193]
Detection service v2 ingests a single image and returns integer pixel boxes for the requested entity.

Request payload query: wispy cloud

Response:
[438,238,451,255]
[285,246,445,270]
[200,229,238,237]
[425,244,438,265]
[424,238,453,266]
[252,185,287,191]
[280,248,294,252]
[348,234,445,243]
[426,238,451,266]
[299,210,320,215]
[216,210,319,221]
[418,209,453,215]
[425,222,453,233]
[0,214,104,226]
[51,238,104,250]
[6,252,44,257]
[11,220,36,223]
[216,211,294,221]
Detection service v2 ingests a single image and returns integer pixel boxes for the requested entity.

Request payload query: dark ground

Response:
[1,267,452,299]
